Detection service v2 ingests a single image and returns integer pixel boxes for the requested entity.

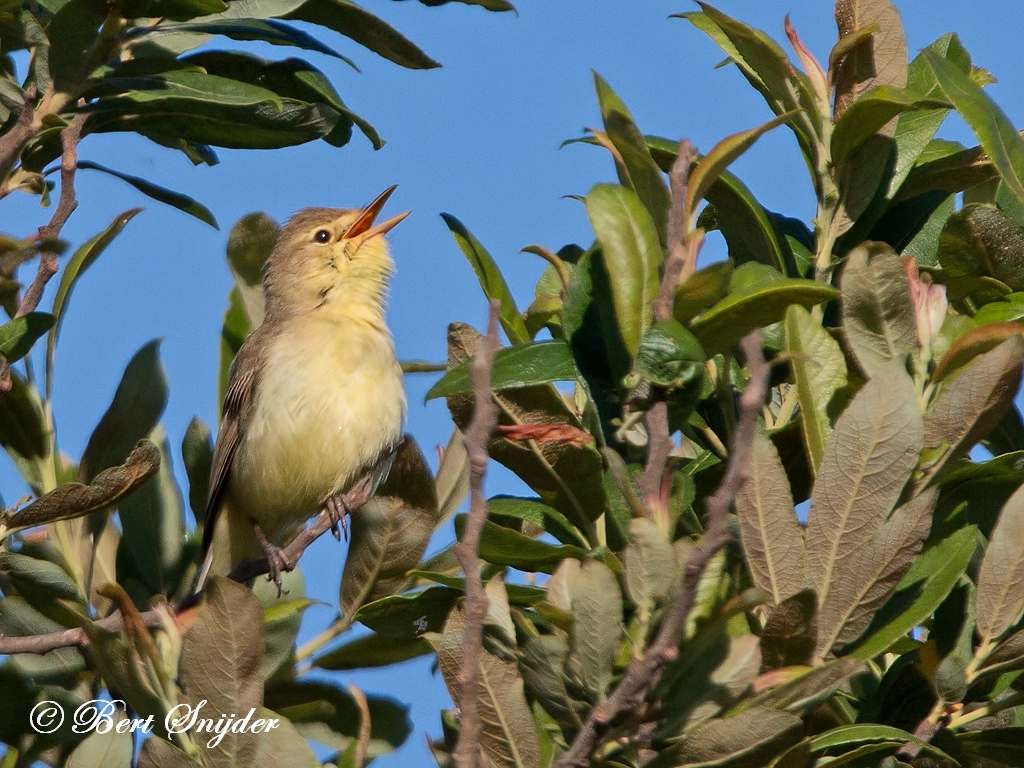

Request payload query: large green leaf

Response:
[925,48,1024,209]
[313,633,432,671]
[831,86,947,168]
[939,204,1024,293]
[426,341,576,400]
[455,516,588,574]
[78,162,216,228]
[285,0,440,69]
[851,525,978,659]
[340,437,439,617]
[79,340,168,483]
[840,241,917,377]
[804,364,923,607]
[441,214,530,345]
[687,264,837,356]
[661,707,803,768]
[592,72,670,244]
[66,712,133,768]
[570,559,621,702]
[785,305,847,473]
[585,184,662,356]
[976,482,1024,645]
[137,18,349,61]
[436,605,541,768]
[735,431,804,604]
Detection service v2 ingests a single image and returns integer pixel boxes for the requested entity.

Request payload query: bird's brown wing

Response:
[197,327,268,580]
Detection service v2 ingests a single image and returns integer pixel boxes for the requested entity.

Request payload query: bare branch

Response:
[638,139,699,506]
[453,299,500,768]
[556,330,770,768]
[0,86,38,184]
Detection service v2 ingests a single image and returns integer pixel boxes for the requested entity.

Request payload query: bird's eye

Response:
[313,229,332,244]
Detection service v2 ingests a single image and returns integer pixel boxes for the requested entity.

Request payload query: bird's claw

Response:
[250,518,294,597]
[326,495,350,541]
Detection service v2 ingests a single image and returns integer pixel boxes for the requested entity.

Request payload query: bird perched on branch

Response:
[196,187,409,592]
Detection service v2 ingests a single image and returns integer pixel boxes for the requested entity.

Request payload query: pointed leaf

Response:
[805,364,923,605]
[833,0,908,118]
[340,437,439,616]
[426,341,576,400]
[785,304,848,472]
[623,518,674,609]
[0,312,54,363]
[831,87,947,167]
[78,162,216,228]
[669,707,803,767]
[226,211,278,328]
[182,416,213,525]
[736,431,804,604]
[437,605,541,768]
[977,482,1024,644]
[761,590,817,670]
[569,559,621,701]
[313,633,432,670]
[441,214,530,344]
[816,488,937,656]
[840,242,917,377]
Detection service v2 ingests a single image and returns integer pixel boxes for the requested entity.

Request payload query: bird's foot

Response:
[250,519,294,596]
[325,495,350,541]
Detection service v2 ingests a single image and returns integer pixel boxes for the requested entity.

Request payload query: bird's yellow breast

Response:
[229,315,405,541]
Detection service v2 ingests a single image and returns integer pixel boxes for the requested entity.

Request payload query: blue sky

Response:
[3,1,1024,764]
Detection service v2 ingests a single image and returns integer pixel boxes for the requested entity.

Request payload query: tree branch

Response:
[638,139,700,508]
[453,300,500,768]
[0,86,38,185]
[556,330,770,768]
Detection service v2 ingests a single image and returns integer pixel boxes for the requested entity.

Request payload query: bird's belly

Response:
[230,324,405,541]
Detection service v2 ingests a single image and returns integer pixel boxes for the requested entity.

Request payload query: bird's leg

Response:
[250,518,294,595]
[324,472,375,541]
[326,496,349,541]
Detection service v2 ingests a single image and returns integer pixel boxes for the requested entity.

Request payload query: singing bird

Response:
[196,187,409,591]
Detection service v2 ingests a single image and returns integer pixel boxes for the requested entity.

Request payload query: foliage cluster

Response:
[2,0,1024,767]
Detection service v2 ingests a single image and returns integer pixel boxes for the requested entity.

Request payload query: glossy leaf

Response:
[79,340,169,482]
[785,304,847,473]
[805,364,923,606]
[852,525,978,659]
[585,184,662,356]
[831,87,946,167]
[141,18,348,61]
[921,336,1024,488]
[441,214,530,345]
[340,437,439,617]
[437,605,541,768]
[4,441,160,532]
[456,516,588,574]
[356,586,459,637]
[78,162,216,228]
[632,318,705,388]
[840,242,917,377]
[925,48,1024,208]
[976,482,1024,644]
[0,312,53,363]
[816,488,936,657]
[735,431,804,604]
[426,340,576,400]
[314,633,433,671]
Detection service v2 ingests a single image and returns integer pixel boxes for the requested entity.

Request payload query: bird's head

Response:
[263,186,409,323]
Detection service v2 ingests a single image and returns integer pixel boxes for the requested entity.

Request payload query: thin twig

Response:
[453,300,501,768]
[0,86,38,184]
[638,139,699,505]
[0,469,380,656]
[556,331,770,768]
[1,116,85,391]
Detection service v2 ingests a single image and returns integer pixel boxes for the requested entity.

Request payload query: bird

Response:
[195,186,409,592]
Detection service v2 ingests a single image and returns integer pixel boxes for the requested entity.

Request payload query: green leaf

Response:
[623,518,674,610]
[816,489,936,657]
[852,525,978,659]
[921,336,1024,488]
[456,516,588,574]
[586,184,662,356]
[181,416,213,526]
[0,312,54,363]
[181,577,263,766]
[686,111,795,222]
[0,597,87,679]
[592,72,670,244]
[785,305,847,473]
[313,633,432,670]
[939,204,1024,293]
[488,496,588,548]
[0,371,47,464]
[924,48,1024,209]
[226,211,278,328]
[570,559,622,702]
[47,209,142,395]
[355,586,459,637]
[736,431,804,604]
[976,481,1024,644]
[840,241,917,377]
[809,724,952,761]
[426,341,576,400]
[437,604,541,768]
[139,18,349,62]
[78,162,216,228]
[66,711,133,768]
[261,592,314,681]
[440,214,530,345]
[91,70,284,109]
[703,172,795,275]
[750,657,867,714]
[805,364,923,607]
[46,0,107,91]
[632,318,705,388]
[0,551,86,604]
[957,728,1024,765]
[285,0,440,69]
[115,427,184,601]
[79,340,168,483]
[664,707,803,767]
[688,264,837,357]
[831,86,947,168]
[340,437,439,617]
[4,441,160,532]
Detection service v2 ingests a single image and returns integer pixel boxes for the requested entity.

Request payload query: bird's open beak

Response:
[345,185,411,241]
